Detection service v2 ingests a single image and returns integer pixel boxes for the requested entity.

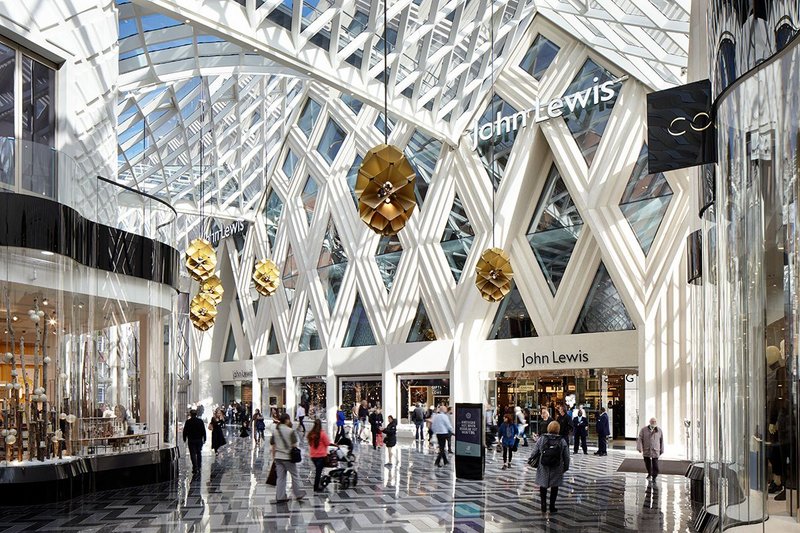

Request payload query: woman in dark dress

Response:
[210,409,227,454]
[382,415,398,467]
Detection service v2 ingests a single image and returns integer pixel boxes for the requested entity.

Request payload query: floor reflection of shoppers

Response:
[270,413,306,503]
[431,405,454,468]
[307,419,331,492]
[531,421,570,515]
[183,409,206,474]
[382,415,397,467]
[594,407,610,456]
[572,408,588,454]
[209,409,227,455]
[499,414,517,469]
[637,417,664,483]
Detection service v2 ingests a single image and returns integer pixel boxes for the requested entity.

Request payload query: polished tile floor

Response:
[0,428,697,532]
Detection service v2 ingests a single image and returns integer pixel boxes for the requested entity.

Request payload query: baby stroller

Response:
[319,443,358,489]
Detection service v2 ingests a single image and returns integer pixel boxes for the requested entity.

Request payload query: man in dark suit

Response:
[594,407,610,456]
[183,409,206,473]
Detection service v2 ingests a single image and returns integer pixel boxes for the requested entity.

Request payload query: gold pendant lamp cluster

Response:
[252,258,280,297]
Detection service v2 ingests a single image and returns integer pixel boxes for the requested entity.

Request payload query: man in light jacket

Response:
[637,417,664,482]
[430,405,454,467]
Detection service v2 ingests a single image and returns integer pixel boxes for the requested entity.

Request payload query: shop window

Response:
[562,59,620,168]
[299,303,322,351]
[317,217,348,313]
[345,154,362,209]
[405,130,442,207]
[619,145,673,256]
[267,328,279,355]
[223,329,238,362]
[476,95,518,190]
[375,234,403,291]
[440,193,474,282]
[301,175,318,225]
[298,98,321,137]
[341,93,363,115]
[341,379,382,412]
[407,301,437,342]
[527,165,583,296]
[282,244,298,307]
[488,282,537,339]
[263,188,283,250]
[0,43,15,188]
[572,263,635,333]
[519,34,560,80]
[317,119,346,164]
[343,294,376,347]
[282,149,298,179]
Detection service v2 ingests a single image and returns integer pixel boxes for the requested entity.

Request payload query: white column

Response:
[382,347,396,418]
[284,355,295,418]
[325,357,337,436]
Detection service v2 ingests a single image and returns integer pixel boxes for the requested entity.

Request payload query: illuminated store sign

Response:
[521,350,590,368]
[470,76,627,150]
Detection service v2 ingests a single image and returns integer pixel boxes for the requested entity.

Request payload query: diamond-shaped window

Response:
[440,193,474,282]
[477,95,518,190]
[317,218,348,313]
[299,302,322,351]
[341,93,363,115]
[298,98,321,137]
[562,59,621,167]
[405,130,442,207]
[346,154,362,209]
[317,119,346,165]
[573,263,635,333]
[527,165,582,296]
[407,301,436,342]
[375,234,403,292]
[301,176,318,225]
[343,294,376,347]
[282,244,298,307]
[282,149,298,179]
[488,282,537,339]
[520,34,560,80]
[264,188,283,250]
[619,145,673,256]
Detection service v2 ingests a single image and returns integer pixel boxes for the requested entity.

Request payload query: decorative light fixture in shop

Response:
[252,259,280,297]
[356,0,416,236]
[474,0,512,302]
[185,237,217,282]
[189,292,218,331]
[199,275,224,304]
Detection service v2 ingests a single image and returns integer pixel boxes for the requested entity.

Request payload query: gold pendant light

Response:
[189,292,218,331]
[252,259,280,297]
[186,238,217,282]
[356,144,416,235]
[199,275,224,304]
[475,247,514,302]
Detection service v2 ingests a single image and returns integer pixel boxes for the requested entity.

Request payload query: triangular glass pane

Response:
[317,119,346,165]
[252,297,260,315]
[264,189,283,250]
[441,194,474,283]
[302,176,318,225]
[519,34,560,80]
[282,149,298,179]
[343,295,376,347]
[441,237,473,283]
[441,194,474,241]
[346,155,363,209]
[476,95,518,190]
[405,130,442,207]
[318,218,347,267]
[223,328,238,361]
[267,327,279,355]
[375,235,403,291]
[299,303,322,351]
[572,263,635,333]
[619,146,673,256]
[407,301,436,342]
[317,218,348,313]
[488,282,537,340]
[282,244,298,307]
[527,165,583,295]
[562,59,621,167]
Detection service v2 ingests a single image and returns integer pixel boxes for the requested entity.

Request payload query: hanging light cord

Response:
[383,0,389,145]
[200,83,206,229]
[489,1,496,249]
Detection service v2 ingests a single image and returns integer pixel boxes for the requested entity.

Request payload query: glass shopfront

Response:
[298,376,326,420]
[339,376,381,418]
[398,375,449,422]
[266,379,286,419]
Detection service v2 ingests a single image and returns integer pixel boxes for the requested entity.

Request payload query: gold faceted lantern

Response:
[252,259,280,297]
[185,238,217,282]
[189,292,218,331]
[356,144,416,236]
[200,275,224,304]
[475,248,514,303]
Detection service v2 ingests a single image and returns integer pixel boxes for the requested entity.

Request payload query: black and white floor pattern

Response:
[0,429,696,532]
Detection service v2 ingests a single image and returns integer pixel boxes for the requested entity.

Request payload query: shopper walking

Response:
[556,405,572,447]
[485,404,498,447]
[536,407,552,437]
[594,407,610,456]
[270,413,306,503]
[431,405,454,467]
[382,415,398,467]
[296,403,306,434]
[515,406,528,446]
[183,409,206,473]
[358,401,370,443]
[572,408,588,454]
[253,409,266,444]
[530,421,570,515]
[209,409,227,454]
[498,414,518,469]
[369,407,384,449]
[637,417,664,482]
[411,403,425,440]
[334,405,346,443]
[307,419,331,492]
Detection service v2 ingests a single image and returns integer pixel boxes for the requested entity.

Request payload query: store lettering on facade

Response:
[232,370,253,380]
[207,220,247,245]
[521,350,590,368]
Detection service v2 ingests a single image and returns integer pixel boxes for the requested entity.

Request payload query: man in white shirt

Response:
[431,405,454,467]
[296,404,306,434]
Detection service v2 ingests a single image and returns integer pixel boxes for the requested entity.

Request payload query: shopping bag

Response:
[266,462,277,486]
[376,432,384,446]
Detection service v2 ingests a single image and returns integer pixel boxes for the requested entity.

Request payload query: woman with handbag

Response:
[209,409,227,454]
[529,420,570,515]
[498,414,517,469]
[270,413,306,503]
[307,419,331,492]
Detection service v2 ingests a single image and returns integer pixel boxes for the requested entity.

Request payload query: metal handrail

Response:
[96,175,178,231]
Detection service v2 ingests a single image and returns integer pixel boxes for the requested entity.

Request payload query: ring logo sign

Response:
[469,76,627,150]
[667,112,712,136]
[647,79,715,173]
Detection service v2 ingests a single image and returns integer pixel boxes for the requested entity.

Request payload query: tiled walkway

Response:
[0,428,697,532]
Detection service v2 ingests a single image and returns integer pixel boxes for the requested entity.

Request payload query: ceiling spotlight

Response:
[42,298,48,306]
[11,316,17,322]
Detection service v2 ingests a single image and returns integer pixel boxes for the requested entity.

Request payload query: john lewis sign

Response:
[469,76,627,150]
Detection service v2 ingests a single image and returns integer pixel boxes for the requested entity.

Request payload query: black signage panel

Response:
[455,403,484,480]
[647,79,715,173]
[687,230,702,285]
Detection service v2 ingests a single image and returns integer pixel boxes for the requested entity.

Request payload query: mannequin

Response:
[766,344,786,497]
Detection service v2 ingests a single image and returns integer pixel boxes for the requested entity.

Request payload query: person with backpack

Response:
[498,414,518,469]
[530,420,570,515]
